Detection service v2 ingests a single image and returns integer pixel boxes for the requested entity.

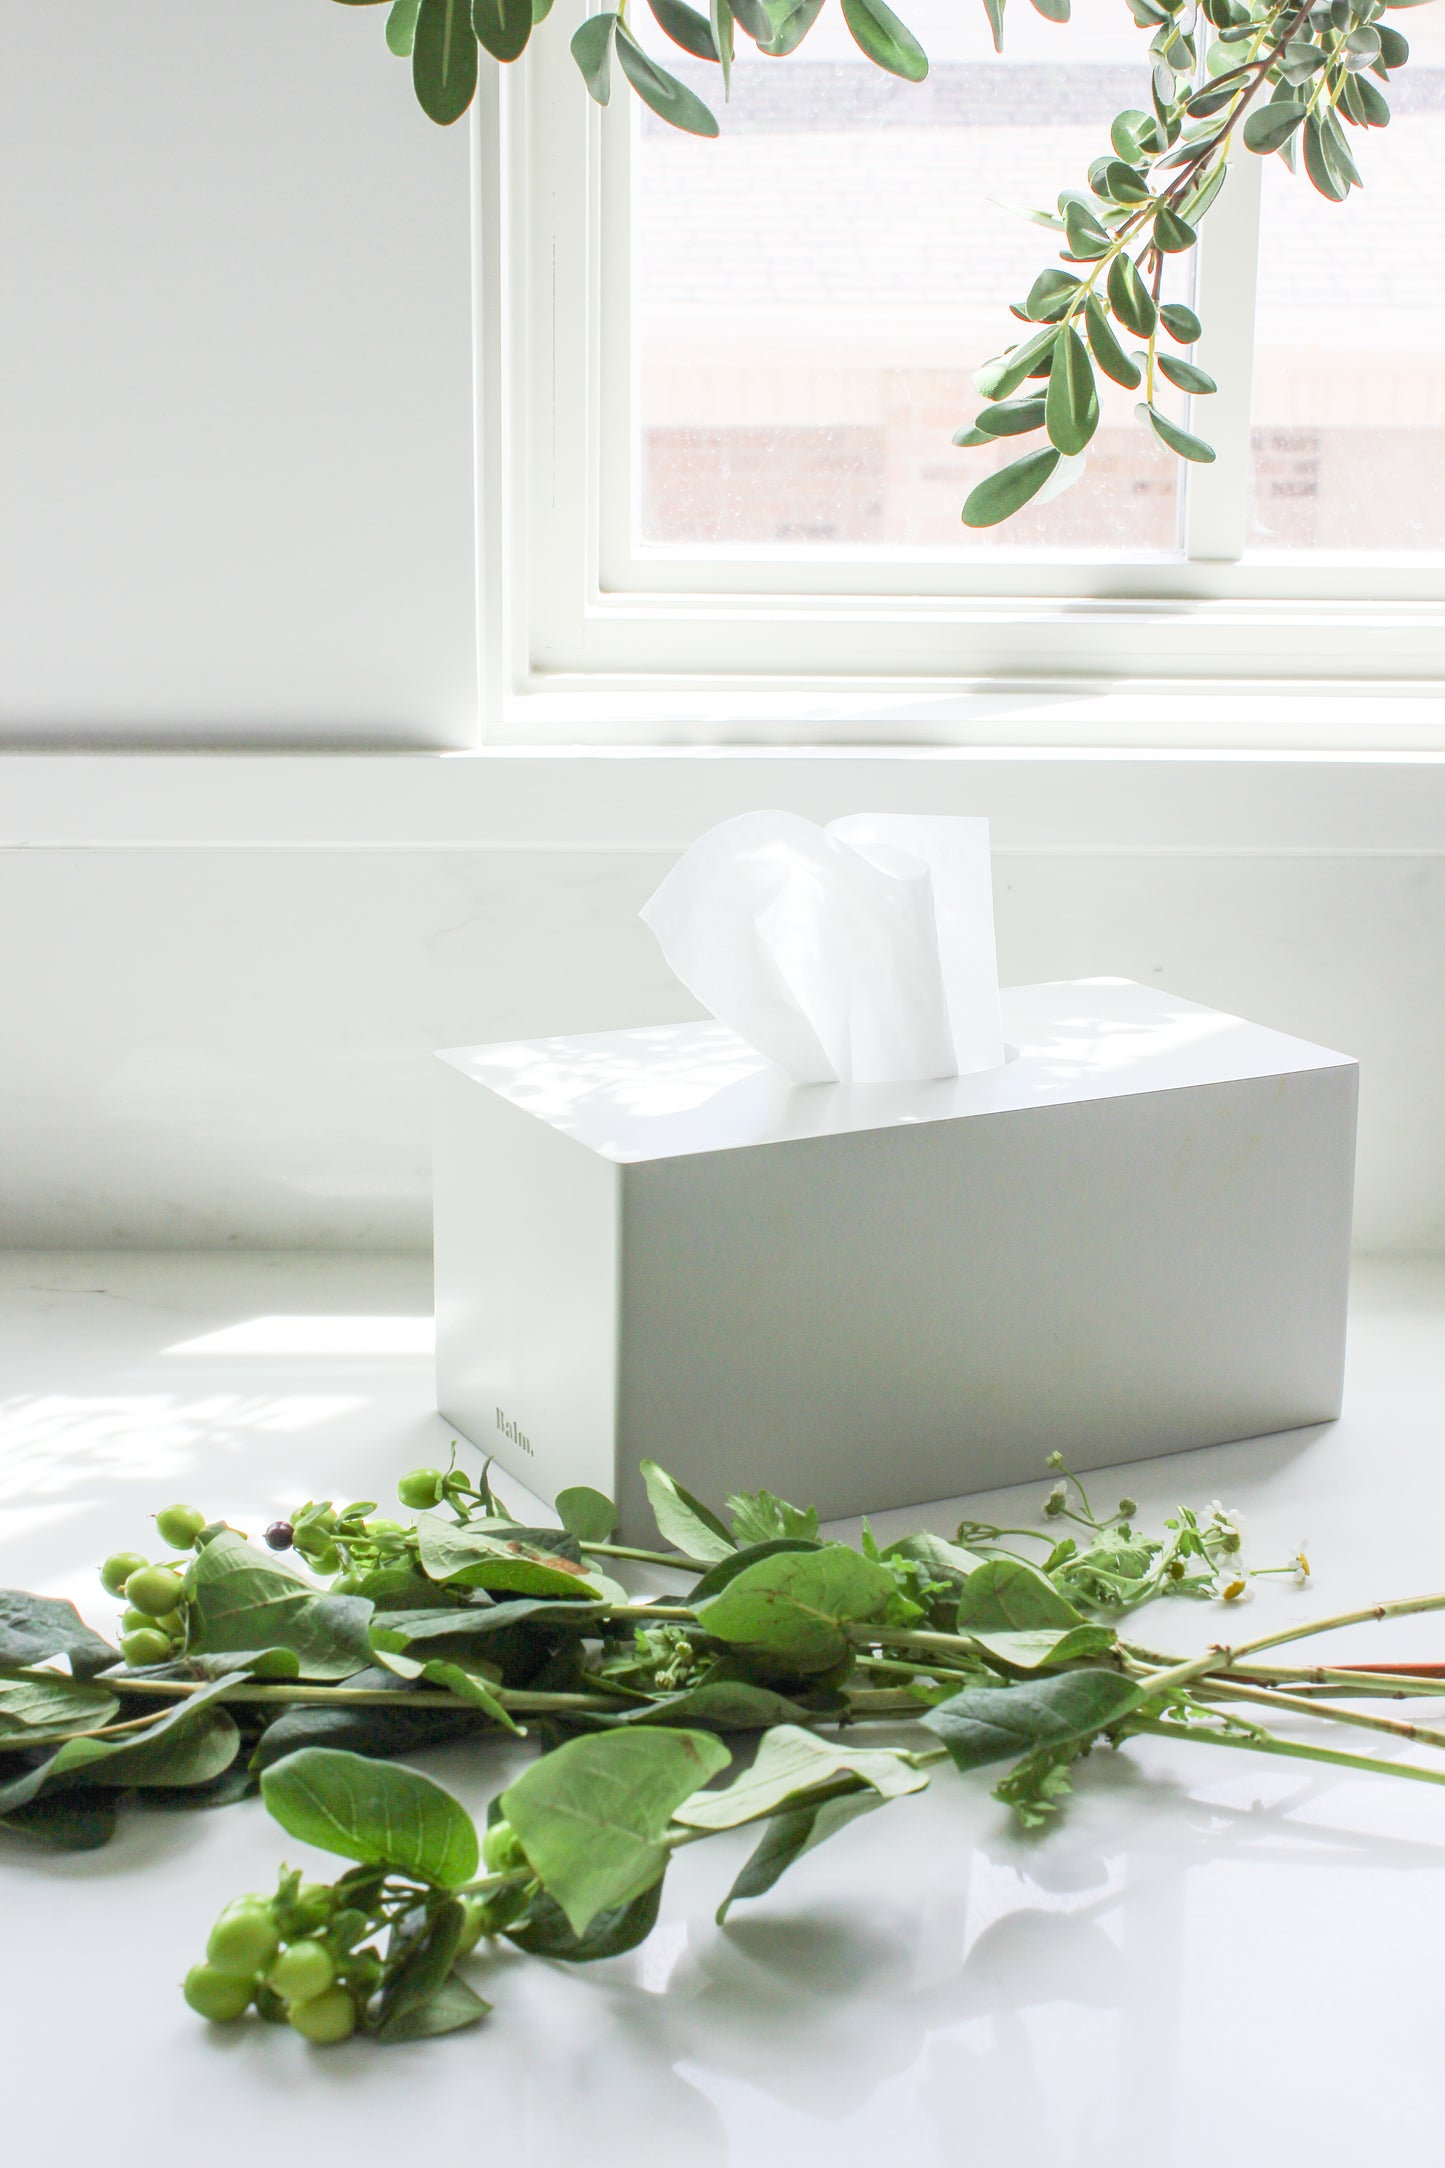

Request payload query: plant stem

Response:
[1134,1591,1445,1699]
[1127,1714,1445,1790]
[580,1541,709,1573]
[1196,1677,1445,1754]
[852,1652,975,1681]
[98,1676,623,1715]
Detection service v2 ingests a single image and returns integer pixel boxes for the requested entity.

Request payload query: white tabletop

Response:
[2,1248,1441,2166]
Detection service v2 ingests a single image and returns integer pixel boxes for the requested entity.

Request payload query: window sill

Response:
[4,732,1445,857]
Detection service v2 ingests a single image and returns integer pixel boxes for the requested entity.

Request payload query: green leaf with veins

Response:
[262,1746,481,1886]
[923,1668,1144,1772]
[964,1623,1118,1670]
[955,1556,1085,1632]
[717,1790,884,1921]
[0,1672,118,1742]
[641,1461,736,1562]
[674,1722,929,1830]
[0,1591,118,1678]
[726,1488,820,1547]
[555,1486,618,1543]
[688,1538,821,1602]
[694,1545,898,1672]
[502,1727,729,1934]
[413,1514,602,1597]
[185,1531,375,1678]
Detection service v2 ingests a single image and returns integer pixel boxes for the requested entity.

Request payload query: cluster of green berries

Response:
[99,1501,215,1667]
[184,1878,361,2045]
[184,1868,503,2045]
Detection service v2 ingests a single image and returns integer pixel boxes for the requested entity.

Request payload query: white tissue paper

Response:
[639,811,1005,1085]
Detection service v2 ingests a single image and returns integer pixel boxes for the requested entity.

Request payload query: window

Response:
[478,0,1445,731]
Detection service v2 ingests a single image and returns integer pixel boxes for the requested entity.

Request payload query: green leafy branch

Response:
[957,0,1425,526]
[11,1448,1445,2044]
[333,0,1425,527]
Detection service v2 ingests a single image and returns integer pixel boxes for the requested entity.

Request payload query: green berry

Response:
[206,1902,281,1981]
[396,1468,445,1510]
[482,1818,529,1876]
[120,1627,173,1667]
[154,1502,207,1549]
[286,1985,356,2045]
[268,1940,335,2004]
[183,1963,255,2023]
[121,1605,155,1634]
[123,1565,186,1617]
[100,1550,148,1598]
[366,1518,405,1538]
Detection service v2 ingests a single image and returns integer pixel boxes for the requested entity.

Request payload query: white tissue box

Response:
[433,979,1356,1539]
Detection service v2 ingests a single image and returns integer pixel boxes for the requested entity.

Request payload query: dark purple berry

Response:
[264,1521,295,1551]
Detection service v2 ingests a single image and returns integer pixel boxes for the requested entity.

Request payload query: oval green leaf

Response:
[1045,324,1098,456]
[962,445,1060,528]
[640,1460,736,1562]
[646,0,720,56]
[570,10,618,101]
[1083,295,1141,390]
[555,1485,619,1543]
[839,0,928,78]
[1244,101,1306,154]
[472,0,531,59]
[1136,401,1216,461]
[974,324,1059,402]
[413,0,480,125]
[615,22,719,129]
[1107,250,1157,337]
[923,1668,1143,1772]
[976,394,1047,438]
[1152,205,1197,253]
[695,1544,897,1672]
[262,1745,480,1885]
[1158,300,1201,343]
[501,1728,729,1934]
[1157,353,1216,395]
[387,0,423,54]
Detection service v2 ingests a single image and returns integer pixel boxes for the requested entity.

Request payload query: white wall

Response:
[3,752,1443,1253]
[0,3,476,744]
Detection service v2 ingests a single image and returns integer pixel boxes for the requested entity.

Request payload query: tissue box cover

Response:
[434,979,1356,1538]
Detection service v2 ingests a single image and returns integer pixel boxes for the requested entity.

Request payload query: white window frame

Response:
[475,7,1445,746]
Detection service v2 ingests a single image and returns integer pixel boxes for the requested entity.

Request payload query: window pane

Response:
[1247,16,1445,553]
[632,0,1187,555]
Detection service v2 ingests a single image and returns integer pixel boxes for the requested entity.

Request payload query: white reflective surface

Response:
[1,1249,1441,2166]
[442,977,1350,1164]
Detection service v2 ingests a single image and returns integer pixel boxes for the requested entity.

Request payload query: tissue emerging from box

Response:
[639,811,1005,1084]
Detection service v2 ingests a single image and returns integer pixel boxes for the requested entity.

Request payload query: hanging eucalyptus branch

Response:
[363,0,1423,520]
